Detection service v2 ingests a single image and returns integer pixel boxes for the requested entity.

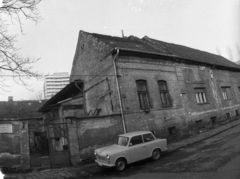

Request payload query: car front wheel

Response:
[115,158,127,171]
[152,149,161,160]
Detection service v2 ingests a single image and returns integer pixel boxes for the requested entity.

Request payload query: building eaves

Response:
[142,36,240,71]
[87,31,240,72]
[37,80,83,113]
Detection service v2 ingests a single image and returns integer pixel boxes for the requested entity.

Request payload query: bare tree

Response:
[0,0,42,92]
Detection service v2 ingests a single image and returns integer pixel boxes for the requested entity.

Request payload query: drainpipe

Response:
[113,48,127,133]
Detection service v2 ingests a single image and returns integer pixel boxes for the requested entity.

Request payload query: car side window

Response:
[143,133,155,143]
[130,135,143,146]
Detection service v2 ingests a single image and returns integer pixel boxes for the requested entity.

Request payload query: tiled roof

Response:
[90,33,161,53]
[142,36,240,69]
[87,31,240,70]
[0,100,48,119]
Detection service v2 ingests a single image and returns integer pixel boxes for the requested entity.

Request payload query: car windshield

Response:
[117,136,129,146]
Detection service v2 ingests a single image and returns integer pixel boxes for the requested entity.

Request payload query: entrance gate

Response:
[47,123,71,168]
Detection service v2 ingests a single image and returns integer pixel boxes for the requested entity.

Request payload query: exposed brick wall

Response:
[70,31,120,116]
[20,122,30,169]
[69,31,240,156]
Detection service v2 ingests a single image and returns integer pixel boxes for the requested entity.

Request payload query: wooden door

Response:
[47,123,70,168]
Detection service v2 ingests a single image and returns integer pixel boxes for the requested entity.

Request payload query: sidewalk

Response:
[3,118,240,179]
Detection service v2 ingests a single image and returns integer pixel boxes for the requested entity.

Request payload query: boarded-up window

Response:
[136,80,151,110]
[194,88,207,104]
[221,87,232,100]
[158,80,172,107]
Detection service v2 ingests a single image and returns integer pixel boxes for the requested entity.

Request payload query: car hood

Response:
[96,144,126,156]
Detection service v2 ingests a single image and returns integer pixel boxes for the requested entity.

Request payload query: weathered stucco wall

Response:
[0,121,30,169]
[0,122,20,167]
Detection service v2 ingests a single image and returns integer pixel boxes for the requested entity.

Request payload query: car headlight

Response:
[106,154,110,160]
[94,151,97,155]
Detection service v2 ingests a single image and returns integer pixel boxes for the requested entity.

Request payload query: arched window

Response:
[158,80,172,107]
[136,80,151,109]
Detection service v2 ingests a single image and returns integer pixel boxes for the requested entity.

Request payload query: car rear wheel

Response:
[115,158,127,171]
[152,149,161,160]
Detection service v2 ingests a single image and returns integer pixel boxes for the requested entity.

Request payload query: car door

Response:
[128,135,147,163]
[143,133,156,157]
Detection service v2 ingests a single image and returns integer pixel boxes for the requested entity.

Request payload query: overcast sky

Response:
[0,0,239,101]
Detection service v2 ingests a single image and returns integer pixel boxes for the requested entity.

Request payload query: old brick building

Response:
[39,30,240,165]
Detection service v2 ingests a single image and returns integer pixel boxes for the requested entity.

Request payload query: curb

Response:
[167,119,240,153]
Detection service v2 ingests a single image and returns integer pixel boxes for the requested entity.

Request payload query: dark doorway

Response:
[29,123,50,170]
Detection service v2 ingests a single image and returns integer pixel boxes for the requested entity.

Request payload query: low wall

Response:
[0,121,30,169]
[67,114,123,163]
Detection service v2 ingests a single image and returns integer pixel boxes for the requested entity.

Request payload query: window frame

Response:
[158,80,172,107]
[143,133,155,143]
[194,88,207,104]
[129,135,144,146]
[221,86,232,100]
[136,80,151,110]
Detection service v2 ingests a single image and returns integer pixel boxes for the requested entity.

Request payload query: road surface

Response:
[84,124,240,178]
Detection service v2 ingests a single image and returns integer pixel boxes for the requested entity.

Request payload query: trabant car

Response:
[94,131,167,171]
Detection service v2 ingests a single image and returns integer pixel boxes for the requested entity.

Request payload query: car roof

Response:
[118,131,152,137]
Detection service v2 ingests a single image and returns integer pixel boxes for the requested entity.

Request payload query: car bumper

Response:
[95,159,115,168]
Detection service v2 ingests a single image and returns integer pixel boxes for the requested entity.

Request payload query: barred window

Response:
[195,88,207,104]
[158,80,172,107]
[136,80,151,110]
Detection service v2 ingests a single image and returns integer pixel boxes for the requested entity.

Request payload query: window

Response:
[136,80,151,109]
[196,120,203,129]
[210,116,217,124]
[168,126,177,135]
[117,136,129,146]
[158,80,172,107]
[195,88,207,104]
[226,113,230,119]
[130,135,143,146]
[143,133,155,142]
[221,87,232,100]
[236,109,239,117]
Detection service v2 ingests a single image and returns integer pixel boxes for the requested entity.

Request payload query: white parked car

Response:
[94,131,167,171]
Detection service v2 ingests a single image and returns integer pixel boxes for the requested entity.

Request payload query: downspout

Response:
[113,48,127,133]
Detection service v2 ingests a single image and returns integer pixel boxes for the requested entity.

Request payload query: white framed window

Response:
[195,88,207,104]
[221,87,232,100]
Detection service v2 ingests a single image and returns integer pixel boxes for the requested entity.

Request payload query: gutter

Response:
[113,48,127,133]
[112,47,178,58]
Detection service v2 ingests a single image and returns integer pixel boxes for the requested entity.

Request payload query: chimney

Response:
[121,30,125,38]
[8,96,13,102]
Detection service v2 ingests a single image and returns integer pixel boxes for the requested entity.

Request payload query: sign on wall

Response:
[0,124,13,133]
